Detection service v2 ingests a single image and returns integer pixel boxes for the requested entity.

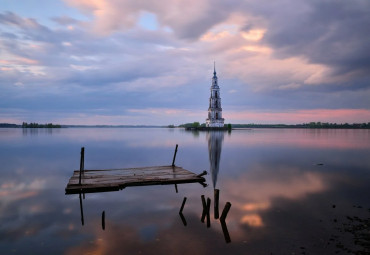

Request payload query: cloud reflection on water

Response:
[0,128,369,254]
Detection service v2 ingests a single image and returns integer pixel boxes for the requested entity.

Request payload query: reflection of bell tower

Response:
[207,131,224,188]
[206,63,225,127]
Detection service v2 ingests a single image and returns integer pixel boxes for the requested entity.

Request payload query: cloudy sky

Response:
[1,0,370,125]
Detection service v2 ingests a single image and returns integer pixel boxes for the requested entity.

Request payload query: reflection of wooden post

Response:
[214,189,219,219]
[79,147,85,185]
[179,197,187,213]
[172,144,178,166]
[206,198,211,228]
[102,211,105,230]
[220,202,231,222]
[201,195,206,222]
[79,193,84,226]
[221,221,231,243]
[179,212,187,226]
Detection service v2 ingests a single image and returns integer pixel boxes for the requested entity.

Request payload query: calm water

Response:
[0,128,369,254]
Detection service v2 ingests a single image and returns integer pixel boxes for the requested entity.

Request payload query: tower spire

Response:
[213,61,216,75]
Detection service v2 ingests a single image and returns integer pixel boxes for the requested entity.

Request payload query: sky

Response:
[1,0,370,125]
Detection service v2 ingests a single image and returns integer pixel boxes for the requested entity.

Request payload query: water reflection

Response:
[77,190,232,244]
[207,131,224,188]
[79,193,84,226]
[205,131,232,243]
[22,128,59,136]
[1,128,370,254]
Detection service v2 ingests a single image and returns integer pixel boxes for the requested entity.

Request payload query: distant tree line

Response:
[176,122,370,129]
[178,122,204,128]
[231,122,370,129]
[0,123,19,128]
[177,122,232,130]
[22,122,61,128]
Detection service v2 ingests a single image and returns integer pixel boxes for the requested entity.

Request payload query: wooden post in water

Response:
[197,170,208,177]
[102,211,105,230]
[175,184,178,193]
[79,147,85,185]
[201,195,207,222]
[172,144,178,166]
[220,202,232,222]
[214,189,220,219]
[206,197,211,228]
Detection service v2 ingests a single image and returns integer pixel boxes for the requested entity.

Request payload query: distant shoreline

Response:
[1,123,369,129]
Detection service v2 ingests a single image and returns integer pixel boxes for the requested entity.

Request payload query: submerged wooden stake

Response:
[79,147,85,185]
[220,202,232,222]
[102,211,105,230]
[197,170,208,177]
[172,144,178,166]
[179,197,187,213]
[214,189,220,219]
[201,195,206,222]
[206,197,211,228]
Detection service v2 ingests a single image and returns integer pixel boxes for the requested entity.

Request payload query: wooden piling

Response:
[206,197,211,228]
[220,202,232,222]
[214,189,219,219]
[175,184,178,193]
[201,195,206,222]
[79,147,85,185]
[179,197,187,213]
[197,170,207,177]
[102,211,105,230]
[172,144,178,166]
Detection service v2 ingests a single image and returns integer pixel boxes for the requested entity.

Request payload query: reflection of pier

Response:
[207,131,224,188]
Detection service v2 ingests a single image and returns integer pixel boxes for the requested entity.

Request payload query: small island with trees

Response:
[0,122,62,128]
[22,122,62,128]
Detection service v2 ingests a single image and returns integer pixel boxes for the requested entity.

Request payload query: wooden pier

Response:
[65,165,206,194]
[65,145,207,194]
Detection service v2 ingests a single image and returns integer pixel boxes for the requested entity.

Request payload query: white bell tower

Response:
[206,63,225,127]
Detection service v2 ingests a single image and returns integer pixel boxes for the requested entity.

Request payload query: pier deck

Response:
[65,165,206,194]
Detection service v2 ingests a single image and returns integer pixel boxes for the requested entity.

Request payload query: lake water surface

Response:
[0,128,369,254]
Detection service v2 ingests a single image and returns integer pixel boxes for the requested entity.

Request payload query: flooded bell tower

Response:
[206,63,225,127]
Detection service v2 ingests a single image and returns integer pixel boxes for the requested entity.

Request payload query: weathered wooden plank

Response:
[65,165,206,194]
